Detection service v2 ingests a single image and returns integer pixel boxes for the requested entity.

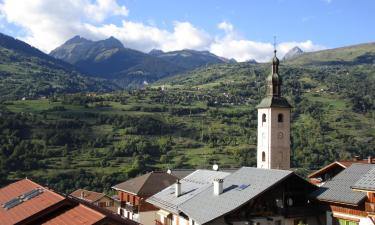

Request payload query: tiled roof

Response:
[179,167,293,225]
[0,178,65,225]
[0,178,138,225]
[311,164,375,205]
[113,171,177,196]
[256,96,292,109]
[70,189,106,203]
[41,204,105,225]
[147,170,230,214]
[352,167,375,191]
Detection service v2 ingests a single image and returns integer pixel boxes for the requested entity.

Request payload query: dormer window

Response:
[278,113,283,123]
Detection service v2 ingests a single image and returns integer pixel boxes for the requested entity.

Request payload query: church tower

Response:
[256,49,292,170]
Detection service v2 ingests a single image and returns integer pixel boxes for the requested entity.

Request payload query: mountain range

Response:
[0,33,115,99]
[1,32,375,99]
[50,36,230,87]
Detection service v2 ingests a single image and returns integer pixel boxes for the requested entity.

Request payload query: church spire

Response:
[266,48,282,97]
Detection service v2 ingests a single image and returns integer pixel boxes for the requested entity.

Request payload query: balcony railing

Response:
[120,202,139,212]
[365,202,375,214]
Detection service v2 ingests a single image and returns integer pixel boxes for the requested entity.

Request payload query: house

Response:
[147,167,321,225]
[147,169,230,225]
[351,167,375,224]
[311,163,375,225]
[308,157,375,186]
[70,188,117,212]
[112,171,177,225]
[0,178,138,225]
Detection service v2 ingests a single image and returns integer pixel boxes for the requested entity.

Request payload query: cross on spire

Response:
[273,36,277,54]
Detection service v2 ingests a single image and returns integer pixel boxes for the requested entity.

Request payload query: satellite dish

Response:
[213,164,219,171]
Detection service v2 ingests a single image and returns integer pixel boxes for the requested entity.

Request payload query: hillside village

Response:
[0,50,374,225]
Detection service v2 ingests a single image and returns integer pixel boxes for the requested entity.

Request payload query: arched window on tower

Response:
[262,151,266,162]
[262,114,266,123]
[278,113,283,123]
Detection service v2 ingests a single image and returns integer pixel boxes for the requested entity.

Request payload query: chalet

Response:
[311,163,375,225]
[112,171,177,225]
[308,157,375,186]
[70,188,117,212]
[147,167,322,225]
[147,169,230,225]
[0,178,137,225]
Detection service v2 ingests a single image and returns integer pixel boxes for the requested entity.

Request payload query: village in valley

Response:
[1,49,374,225]
[0,1,374,225]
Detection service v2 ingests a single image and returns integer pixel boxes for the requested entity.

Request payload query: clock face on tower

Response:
[278,132,284,139]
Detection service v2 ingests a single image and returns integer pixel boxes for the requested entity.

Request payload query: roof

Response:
[70,189,106,203]
[179,167,293,225]
[41,204,105,225]
[256,96,292,109]
[113,171,177,196]
[308,159,374,178]
[170,168,239,179]
[0,178,65,225]
[352,167,375,191]
[147,169,230,214]
[0,178,138,225]
[311,163,375,205]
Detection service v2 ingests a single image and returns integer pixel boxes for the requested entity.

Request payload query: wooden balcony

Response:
[365,202,375,214]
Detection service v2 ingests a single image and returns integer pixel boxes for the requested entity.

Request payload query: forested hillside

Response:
[0,42,374,194]
[0,33,116,99]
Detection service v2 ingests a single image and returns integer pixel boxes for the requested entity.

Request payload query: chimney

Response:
[368,156,373,164]
[81,191,85,199]
[213,178,224,195]
[175,180,181,197]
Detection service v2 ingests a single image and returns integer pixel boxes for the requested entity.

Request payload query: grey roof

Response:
[179,167,293,225]
[170,168,239,179]
[352,167,375,191]
[256,96,292,109]
[146,170,230,214]
[311,163,375,205]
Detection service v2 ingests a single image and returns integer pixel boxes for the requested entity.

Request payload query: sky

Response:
[0,0,374,62]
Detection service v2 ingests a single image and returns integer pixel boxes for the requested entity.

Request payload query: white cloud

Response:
[217,21,233,33]
[210,21,324,62]
[0,0,129,51]
[0,1,324,62]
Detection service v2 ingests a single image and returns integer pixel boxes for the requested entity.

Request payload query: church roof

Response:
[256,96,292,109]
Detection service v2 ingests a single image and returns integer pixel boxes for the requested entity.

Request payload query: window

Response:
[262,114,266,123]
[278,113,283,122]
[262,151,266,162]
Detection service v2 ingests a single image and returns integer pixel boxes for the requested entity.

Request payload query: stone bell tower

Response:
[256,49,292,170]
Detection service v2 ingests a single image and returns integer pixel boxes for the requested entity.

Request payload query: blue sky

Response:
[0,0,373,61]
